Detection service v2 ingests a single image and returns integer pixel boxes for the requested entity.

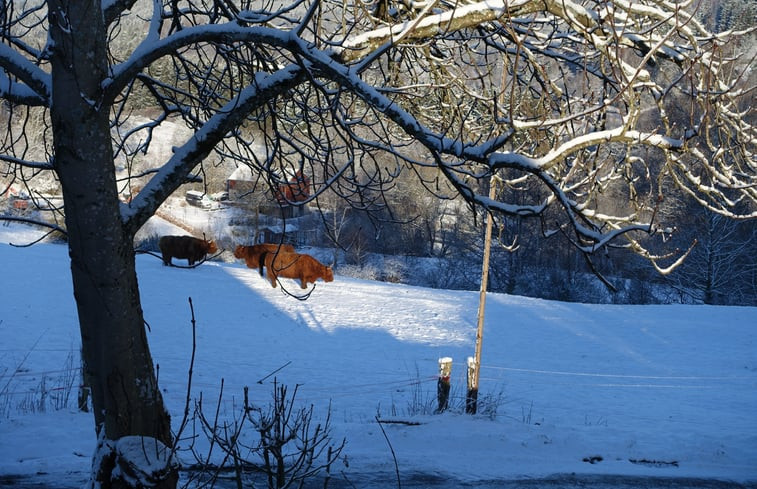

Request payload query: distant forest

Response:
[3,0,755,306]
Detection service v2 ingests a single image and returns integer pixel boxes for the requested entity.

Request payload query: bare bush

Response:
[185,381,346,489]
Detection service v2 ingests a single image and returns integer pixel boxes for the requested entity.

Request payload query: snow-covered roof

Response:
[262,224,299,233]
[228,165,254,182]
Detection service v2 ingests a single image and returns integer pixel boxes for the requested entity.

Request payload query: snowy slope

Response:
[0,222,755,487]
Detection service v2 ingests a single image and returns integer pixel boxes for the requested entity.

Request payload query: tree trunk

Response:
[48,0,176,487]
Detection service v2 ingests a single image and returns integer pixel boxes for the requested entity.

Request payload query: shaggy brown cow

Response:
[159,235,218,266]
[259,251,334,289]
[233,243,295,269]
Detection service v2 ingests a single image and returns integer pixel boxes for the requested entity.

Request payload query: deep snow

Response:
[0,219,756,487]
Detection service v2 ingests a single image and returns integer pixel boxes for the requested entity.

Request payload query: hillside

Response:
[1,222,756,487]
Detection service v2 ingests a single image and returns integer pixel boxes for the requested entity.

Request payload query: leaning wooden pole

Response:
[467,177,496,414]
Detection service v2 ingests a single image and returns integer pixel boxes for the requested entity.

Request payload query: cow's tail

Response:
[259,251,268,277]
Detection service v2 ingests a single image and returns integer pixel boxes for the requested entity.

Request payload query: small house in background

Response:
[275,170,310,204]
[226,165,256,201]
[226,166,311,219]
[260,224,298,246]
[2,185,30,211]
[260,223,319,247]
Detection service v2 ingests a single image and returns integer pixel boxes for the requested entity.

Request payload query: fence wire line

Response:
[0,349,78,353]
[2,359,755,400]
[480,364,755,381]
[1,384,75,396]
[0,369,438,400]
[3,367,83,378]
[478,377,751,389]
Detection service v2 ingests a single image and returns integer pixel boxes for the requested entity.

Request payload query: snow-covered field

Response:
[1,219,756,487]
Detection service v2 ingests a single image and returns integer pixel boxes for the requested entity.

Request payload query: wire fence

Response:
[3,354,755,421]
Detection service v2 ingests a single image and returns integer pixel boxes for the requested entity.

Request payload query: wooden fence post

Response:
[437,357,452,413]
[466,356,478,414]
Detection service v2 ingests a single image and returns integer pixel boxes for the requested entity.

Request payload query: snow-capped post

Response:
[466,356,478,414]
[468,176,496,414]
[437,357,452,413]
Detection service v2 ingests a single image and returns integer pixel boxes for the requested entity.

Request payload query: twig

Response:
[1,329,48,397]
[0,216,67,245]
[375,415,401,489]
[376,419,421,426]
[170,297,199,463]
[257,361,292,384]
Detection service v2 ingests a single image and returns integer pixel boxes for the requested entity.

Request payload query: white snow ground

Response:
[0,219,755,488]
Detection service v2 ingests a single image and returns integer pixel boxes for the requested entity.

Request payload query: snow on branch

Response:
[52,0,754,256]
[338,0,542,62]
[121,64,307,233]
[0,44,50,105]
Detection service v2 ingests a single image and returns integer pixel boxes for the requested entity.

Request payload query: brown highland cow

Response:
[234,243,295,269]
[259,251,333,289]
[159,235,218,266]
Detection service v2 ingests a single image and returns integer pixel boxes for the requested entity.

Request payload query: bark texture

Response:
[47,0,176,486]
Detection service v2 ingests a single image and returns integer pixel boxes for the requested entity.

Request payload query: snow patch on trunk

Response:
[86,429,178,489]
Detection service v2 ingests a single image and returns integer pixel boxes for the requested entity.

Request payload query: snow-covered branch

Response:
[121,64,308,234]
[4,0,755,262]
[338,0,542,63]
[105,23,293,103]
[102,0,139,27]
[0,44,50,105]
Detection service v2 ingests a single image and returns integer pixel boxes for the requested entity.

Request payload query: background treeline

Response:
[2,0,755,306]
[214,151,756,306]
[302,189,757,306]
